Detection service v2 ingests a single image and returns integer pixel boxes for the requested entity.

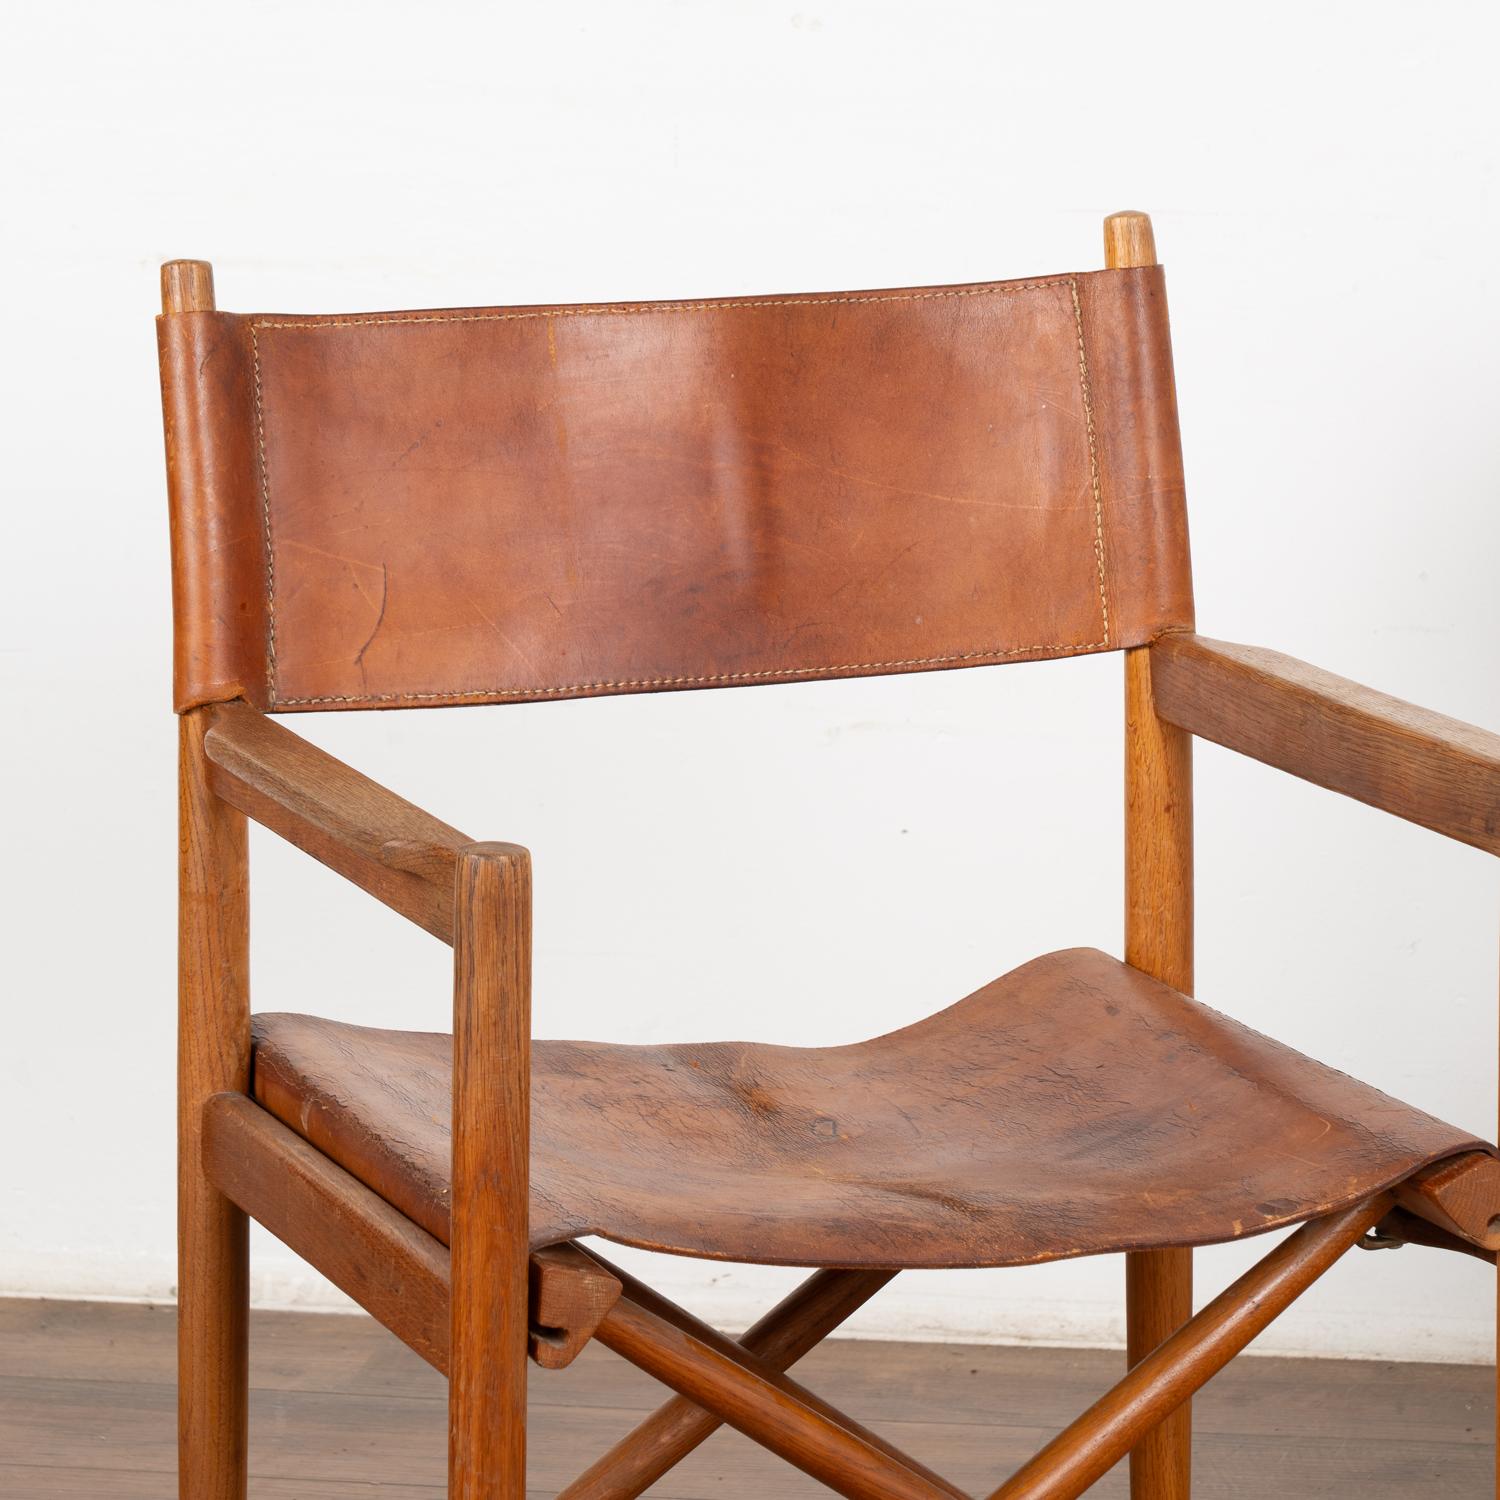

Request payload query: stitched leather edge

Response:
[159,313,270,711]
[250,275,1111,708]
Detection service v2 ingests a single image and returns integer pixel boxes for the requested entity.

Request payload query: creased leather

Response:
[157,314,268,710]
[159,267,1194,713]
[1075,271,1193,644]
[250,948,1484,1269]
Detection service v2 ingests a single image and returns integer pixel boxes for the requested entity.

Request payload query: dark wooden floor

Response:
[0,1298,1491,1497]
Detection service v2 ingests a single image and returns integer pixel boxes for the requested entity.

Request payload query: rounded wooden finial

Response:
[161,259,216,315]
[1103,212,1157,270]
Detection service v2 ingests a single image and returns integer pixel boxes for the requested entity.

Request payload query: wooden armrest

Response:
[1149,633,1500,856]
[202,700,474,942]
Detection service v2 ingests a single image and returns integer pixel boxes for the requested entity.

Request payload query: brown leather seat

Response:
[250,947,1482,1270]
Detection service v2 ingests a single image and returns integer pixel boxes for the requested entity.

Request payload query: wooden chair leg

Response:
[450,844,532,1498]
[1126,1248,1193,1499]
[991,1198,1389,1500]
[177,706,251,1499]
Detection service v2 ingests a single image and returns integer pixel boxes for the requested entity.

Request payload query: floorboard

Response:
[0,1298,1490,1497]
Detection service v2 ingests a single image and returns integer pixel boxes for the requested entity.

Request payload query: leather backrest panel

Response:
[158,266,1192,712]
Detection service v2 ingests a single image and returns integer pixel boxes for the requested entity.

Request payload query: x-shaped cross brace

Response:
[203,1098,1496,1500]
[547,1194,1391,1500]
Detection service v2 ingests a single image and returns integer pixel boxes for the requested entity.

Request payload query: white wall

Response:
[4,0,1498,1363]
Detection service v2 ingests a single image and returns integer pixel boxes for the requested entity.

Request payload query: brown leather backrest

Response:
[158,266,1192,712]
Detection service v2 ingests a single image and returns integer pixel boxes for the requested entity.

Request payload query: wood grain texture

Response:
[1124,1246,1193,1487]
[1394,1152,1500,1251]
[201,1093,451,1374]
[1113,209,1194,1500]
[203,701,470,941]
[559,1268,895,1500]
[585,1249,962,1500]
[450,844,533,1498]
[1103,212,1158,274]
[1150,632,1500,854]
[1,1296,1492,1448]
[2,1299,1493,1497]
[1123,636,1194,997]
[161,259,215,316]
[989,1198,1393,1500]
[529,1246,622,1371]
[594,1295,954,1500]
[177,704,250,1500]
[202,1096,628,1378]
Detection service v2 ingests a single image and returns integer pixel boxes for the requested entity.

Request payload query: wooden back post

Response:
[1113,211,1195,1500]
[164,256,252,1500]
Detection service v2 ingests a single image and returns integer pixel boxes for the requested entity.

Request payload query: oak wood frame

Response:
[1114,212,1194,1500]
[166,215,1500,1500]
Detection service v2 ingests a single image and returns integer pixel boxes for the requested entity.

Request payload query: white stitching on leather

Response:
[252,278,1078,331]
[269,643,1107,707]
[1070,280,1109,648]
[248,276,1110,706]
[248,322,278,701]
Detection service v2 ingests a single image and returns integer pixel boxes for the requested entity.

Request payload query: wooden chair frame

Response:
[165,217,1500,1500]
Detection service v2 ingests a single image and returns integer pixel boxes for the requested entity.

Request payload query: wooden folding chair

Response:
[157,212,1500,1500]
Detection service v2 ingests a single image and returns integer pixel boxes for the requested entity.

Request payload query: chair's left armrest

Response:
[1149,633,1500,855]
[201,700,474,940]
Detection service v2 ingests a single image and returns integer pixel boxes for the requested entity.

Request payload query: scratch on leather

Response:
[353,562,390,675]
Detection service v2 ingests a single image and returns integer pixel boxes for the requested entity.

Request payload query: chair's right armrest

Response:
[1148,633,1500,856]
[200,700,473,941]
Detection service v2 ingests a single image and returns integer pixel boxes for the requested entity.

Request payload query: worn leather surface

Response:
[249,949,1482,1269]
[158,314,269,710]
[159,267,1192,712]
